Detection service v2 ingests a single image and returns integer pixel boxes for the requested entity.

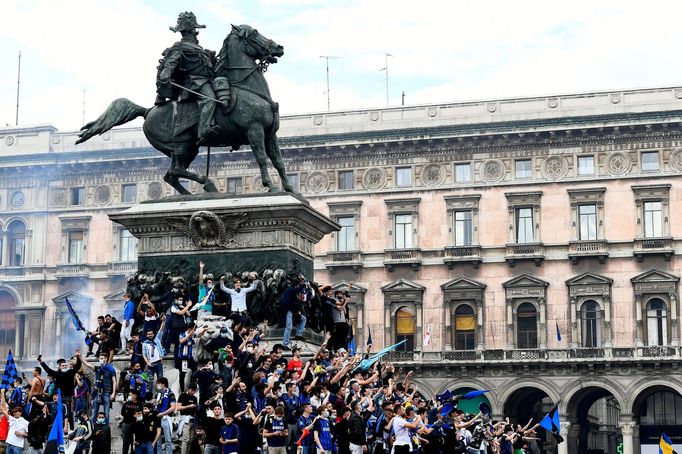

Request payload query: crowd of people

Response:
[0,261,552,454]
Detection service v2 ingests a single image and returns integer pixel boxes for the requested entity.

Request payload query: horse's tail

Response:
[76,98,149,144]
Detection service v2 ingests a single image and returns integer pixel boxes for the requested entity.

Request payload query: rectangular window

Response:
[9,238,24,267]
[516,208,534,243]
[641,151,660,172]
[68,231,84,264]
[70,187,85,206]
[644,201,663,237]
[338,171,354,190]
[227,177,243,194]
[454,163,471,183]
[577,156,595,176]
[394,214,413,249]
[122,184,137,203]
[454,210,473,246]
[578,204,597,240]
[336,216,355,251]
[515,160,532,179]
[395,167,412,187]
[119,229,137,261]
[286,174,299,192]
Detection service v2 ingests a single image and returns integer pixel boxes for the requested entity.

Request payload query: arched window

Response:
[7,221,25,267]
[0,291,16,355]
[395,307,415,352]
[580,300,602,348]
[646,298,668,346]
[517,303,538,349]
[453,304,476,350]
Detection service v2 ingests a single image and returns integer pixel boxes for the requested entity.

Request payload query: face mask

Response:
[99,360,105,366]
[157,386,163,391]
[136,415,143,421]
[96,418,105,424]
[246,347,254,353]
[79,416,86,422]
[127,396,133,402]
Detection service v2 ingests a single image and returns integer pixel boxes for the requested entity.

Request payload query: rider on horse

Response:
[156,12,228,145]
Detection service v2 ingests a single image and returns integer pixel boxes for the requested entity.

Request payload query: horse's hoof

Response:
[203,181,219,193]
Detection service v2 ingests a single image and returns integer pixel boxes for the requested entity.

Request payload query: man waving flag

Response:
[44,390,66,454]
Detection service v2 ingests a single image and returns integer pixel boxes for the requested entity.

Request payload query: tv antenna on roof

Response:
[379,52,393,106]
[319,55,342,111]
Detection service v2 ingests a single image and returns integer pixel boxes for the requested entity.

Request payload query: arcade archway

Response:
[565,384,624,454]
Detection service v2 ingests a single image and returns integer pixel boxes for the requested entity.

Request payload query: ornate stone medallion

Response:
[306,171,329,194]
[94,185,112,205]
[669,148,682,171]
[421,164,445,187]
[481,159,505,182]
[362,167,386,190]
[607,152,631,175]
[146,182,164,200]
[542,156,567,179]
[51,190,66,207]
[164,211,248,248]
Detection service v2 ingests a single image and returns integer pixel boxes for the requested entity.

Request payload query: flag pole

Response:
[15,52,21,126]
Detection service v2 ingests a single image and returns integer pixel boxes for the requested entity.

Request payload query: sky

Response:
[1,0,682,131]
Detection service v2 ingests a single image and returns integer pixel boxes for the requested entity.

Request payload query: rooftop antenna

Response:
[82,87,86,126]
[319,55,342,111]
[379,52,393,106]
[15,52,21,126]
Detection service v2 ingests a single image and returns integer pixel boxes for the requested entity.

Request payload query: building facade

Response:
[1,86,682,453]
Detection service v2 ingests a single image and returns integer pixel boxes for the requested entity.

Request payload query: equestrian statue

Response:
[76,12,295,195]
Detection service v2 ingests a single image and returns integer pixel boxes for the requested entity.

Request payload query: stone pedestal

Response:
[110,192,338,280]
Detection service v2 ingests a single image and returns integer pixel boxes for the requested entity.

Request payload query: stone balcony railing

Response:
[505,242,544,266]
[106,260,138,276]
[383,346,682,363]
[55,263,89,278]
[568,239,609,264]
[0,267,25,277]
[443,245,483,269]
[324,251,363,274]
[383,248,422,271]
[633,236,674,261]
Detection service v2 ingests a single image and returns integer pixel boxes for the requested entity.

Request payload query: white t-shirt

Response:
[392,415,411,446]
[6,415,28,448]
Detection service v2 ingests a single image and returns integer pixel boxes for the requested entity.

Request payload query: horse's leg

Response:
[168,142,219,193]
[266,134,296,193]
[246,126,276,192]
[163,166,190,195]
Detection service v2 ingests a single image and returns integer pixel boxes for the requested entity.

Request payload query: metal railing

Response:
[384,248,422,262]
[570,239,607,253]
[55,263,89,276]
[444,245,481,258]
[506,242,544,256]
[107,261,137,274]
[325,251,362,264]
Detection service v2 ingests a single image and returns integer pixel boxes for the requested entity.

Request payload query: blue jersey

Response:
[265,417,287,447]
[314,417,333,450]
[155,388,176,413]
[220,423,239,453]
[297,415,314,447]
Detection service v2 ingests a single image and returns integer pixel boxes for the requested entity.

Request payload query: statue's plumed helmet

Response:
[170,12,206,33]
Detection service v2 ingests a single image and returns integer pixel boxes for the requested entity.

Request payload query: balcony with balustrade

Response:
[55,263,90,281]
[633,236,674,262]
[505,242,544,267]
[106,260,138,276]
[324,250,363,274]
[383,248,422,271]
[443,245,483,269]
[568,239,609,264]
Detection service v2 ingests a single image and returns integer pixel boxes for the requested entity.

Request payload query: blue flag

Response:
[347,324,356,356]
[357,340,406,371]
[65,297,86,332]
[462,389,491,400]
[539,404,561,433]
[0,351,17,391]
[435,390,453,402]
[366,327,373,350]
[556,322,562,342]
[44,390,65,454]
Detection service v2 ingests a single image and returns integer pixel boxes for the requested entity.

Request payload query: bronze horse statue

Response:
[76,24,295,195]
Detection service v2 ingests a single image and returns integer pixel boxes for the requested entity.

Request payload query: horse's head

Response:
[231,24,284,64]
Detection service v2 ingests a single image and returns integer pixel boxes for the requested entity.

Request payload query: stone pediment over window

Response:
[381,279,425,305]
[441,277,486,301]
[52,290,93,313]
[103,290,126,303]
[502,274,549,290]
[631,269,679,295]
[332,281,367,306]
[565,272,613,296]
[566,272,613,286]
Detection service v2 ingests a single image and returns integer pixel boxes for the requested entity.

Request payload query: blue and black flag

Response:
[65,297,92,346]
[44,390,66,454]
[0,350,17,391]
[539,403,564,444]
